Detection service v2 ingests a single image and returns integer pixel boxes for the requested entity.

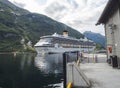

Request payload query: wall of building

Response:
[105,8,120,67]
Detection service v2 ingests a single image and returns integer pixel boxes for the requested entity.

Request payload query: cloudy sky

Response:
[9,0,108,35]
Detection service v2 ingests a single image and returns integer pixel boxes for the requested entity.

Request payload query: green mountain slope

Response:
[0,0,84,52]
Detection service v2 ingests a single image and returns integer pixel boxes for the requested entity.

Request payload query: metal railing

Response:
[63,51,80,88]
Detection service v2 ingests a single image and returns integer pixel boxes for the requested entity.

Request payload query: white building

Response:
[97,0,120,68]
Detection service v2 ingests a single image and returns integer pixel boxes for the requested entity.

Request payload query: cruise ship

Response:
[34,31,96,53]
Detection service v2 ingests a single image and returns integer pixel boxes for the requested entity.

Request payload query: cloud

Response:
[9,0,45,13]
[8,0,108,35]
[12,1,26,8]
[67,0,79,9]
[44,2,67,20]
[45,2,67,14]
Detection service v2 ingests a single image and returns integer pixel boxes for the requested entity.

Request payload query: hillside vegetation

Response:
[0,0,84,52]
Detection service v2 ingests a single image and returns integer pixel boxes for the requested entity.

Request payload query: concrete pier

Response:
[66,53,120,88]
[79,53,120,88]
[81,63,120,88]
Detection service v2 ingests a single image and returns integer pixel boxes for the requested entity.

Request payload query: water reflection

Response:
[0,53,63,88]
[0,52,77,88]
[35,53,63,74]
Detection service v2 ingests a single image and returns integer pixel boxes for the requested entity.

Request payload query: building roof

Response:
[96,0,120,25]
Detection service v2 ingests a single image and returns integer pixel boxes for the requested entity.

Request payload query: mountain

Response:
[0,0,84,52]
[84,31,105,48]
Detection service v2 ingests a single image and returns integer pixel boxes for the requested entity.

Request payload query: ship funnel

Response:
[63,30,68,37]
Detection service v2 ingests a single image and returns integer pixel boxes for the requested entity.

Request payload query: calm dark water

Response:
[0,53,77,88]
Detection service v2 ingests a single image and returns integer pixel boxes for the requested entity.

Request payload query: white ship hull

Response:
[34,32,96,54]
[35,47,94,54]
[35,47,81,53]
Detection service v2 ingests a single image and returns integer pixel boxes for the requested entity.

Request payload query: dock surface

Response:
[80,63,120,88]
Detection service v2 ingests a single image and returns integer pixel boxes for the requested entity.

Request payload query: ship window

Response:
[40,38,52,42]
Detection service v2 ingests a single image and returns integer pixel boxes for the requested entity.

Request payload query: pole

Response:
[77,51,79,61]
[88,40,89,63]
[76,51,80,66]
[63,52,67,88]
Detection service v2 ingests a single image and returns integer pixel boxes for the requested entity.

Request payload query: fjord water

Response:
[0,53,77,88]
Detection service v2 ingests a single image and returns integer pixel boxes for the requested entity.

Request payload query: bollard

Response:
[67,82,72,88]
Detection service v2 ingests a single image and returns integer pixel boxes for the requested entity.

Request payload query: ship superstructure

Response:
[34,31,96,53]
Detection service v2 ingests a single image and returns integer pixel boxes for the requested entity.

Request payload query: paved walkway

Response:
[80,63,120,88]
